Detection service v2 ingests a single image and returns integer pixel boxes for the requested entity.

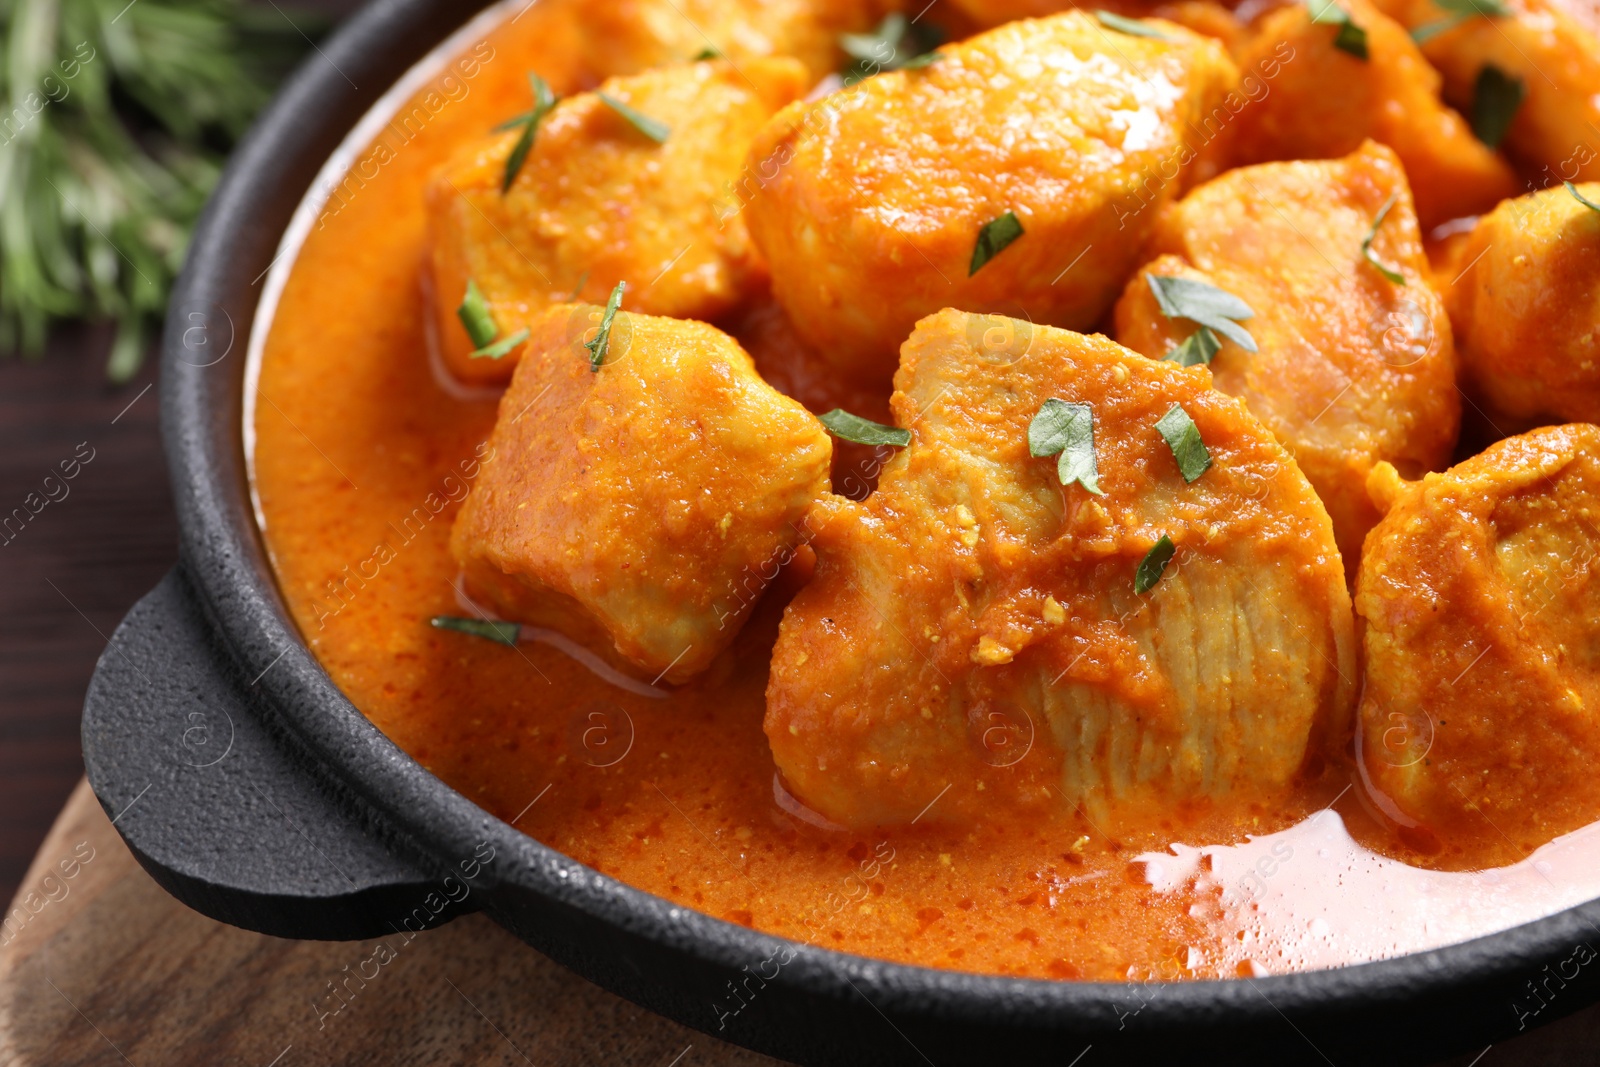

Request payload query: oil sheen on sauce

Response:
[246,0,1600,983]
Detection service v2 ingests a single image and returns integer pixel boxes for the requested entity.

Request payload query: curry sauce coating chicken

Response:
[765,310,1357,830]
[426,58,806,385]
[1444,182,1600,428]
[1371,0,1600,182]
[1357,426,1600,865]
[1113,142,1460,576]
[450,304,831,684]
[541,0,902,82]
[1230,0,1516,229]
[741,11,1241,383]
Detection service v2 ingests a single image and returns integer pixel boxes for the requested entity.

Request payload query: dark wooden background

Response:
[0,329,175,906]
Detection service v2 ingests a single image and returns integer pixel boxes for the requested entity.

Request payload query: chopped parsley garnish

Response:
[457,279,498,348]
[1470,64,1524,149]
[1411,0,1511,43]
[586,281,626,372]
[1095,10,1171,38]
[692,46,722,60]
[598,92,671,144]
[839,14,945,80]
[818,409,911,447]
[471,328,531,361]
[1166,327,1222,367]
[1155,405,1211,483]
[431,615,521,646]
[970,212,1025,276]
[1309,0,1369,59]
[1568,182,1600,213]
[499,73,558,193]
[1361,194,1407,285]
[1146,275,1258,352]
[1134,535,1176,595]
[1029,399,1105,496]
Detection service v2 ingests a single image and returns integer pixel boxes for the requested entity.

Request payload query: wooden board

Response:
[3,779,1599,1067]
[0,779,779,1067]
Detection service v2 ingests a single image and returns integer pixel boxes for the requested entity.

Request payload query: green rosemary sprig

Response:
[0,0,321,380]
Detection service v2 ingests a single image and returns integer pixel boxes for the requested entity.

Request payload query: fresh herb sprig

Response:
[839,14,945,82]
[586,281,626,371]
[1155,404,1211,483]
[0,0,321,380]
[1095,10,1170,39]
[1029,399,1105,496]
[1411,0,1511,43]
[818,409,910,447]
[498,72,558,192]
[970,212,1025,276]
[1309,0,1370,59]
[1361,194,1407,285]
[1135,535,1176,594]
[458,280,530,359]
[598,92,670,144]
[1166,327,1222,367]
[1147,275,1258,354]
[1470,63,1524,149]
[432,615,521,646]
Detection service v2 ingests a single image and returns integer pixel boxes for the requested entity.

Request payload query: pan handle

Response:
[81,566,478,940]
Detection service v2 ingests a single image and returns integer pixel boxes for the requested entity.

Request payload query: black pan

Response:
[79,1,1600,1062]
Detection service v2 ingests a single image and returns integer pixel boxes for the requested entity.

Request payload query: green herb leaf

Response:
[1095,10,1171,38]
[1155,405,1211,483]
[458,280,499,348]
[1436,0,1513,15]
[1310,1,1370,59]
[1411,0,1511,40]
[471,327,531,360]
[1134,535,1177,595]
[501,73,559,193]
[598,92,671,144]
[692,46,723,60]
[1146,275,1258,352]
[431,616,522,646]
[970,212,1025,276]
[840,14,946,80]
[840,14,908,63]
[1029,399,1105,496]
[586,281,627,372]
[1470,64,1524,149]
[1361,193,1407,285]
[818,409,912,447]
[1165,327,1222,367]
[1567,182,1600,213]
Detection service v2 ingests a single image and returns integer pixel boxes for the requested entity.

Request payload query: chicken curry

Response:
[249,0,1600,983]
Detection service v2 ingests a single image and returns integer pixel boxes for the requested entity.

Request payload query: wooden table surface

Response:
[2,780,1600,1066]
[0,329,175,907]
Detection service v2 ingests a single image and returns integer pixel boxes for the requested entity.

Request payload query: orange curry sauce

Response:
[248,3,1574,984]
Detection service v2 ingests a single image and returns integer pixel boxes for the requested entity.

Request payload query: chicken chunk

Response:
[1113,142,1460,576]
[1356,425,1600,865]
[1444,181,1600,428]
[765,309,1356,830]
[1371,0,1600,182]
[450,304,832,684]
[540,0,901,82]
[741,11,1241,383]
[1230,0,1517,229]
[426,58,806,385]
